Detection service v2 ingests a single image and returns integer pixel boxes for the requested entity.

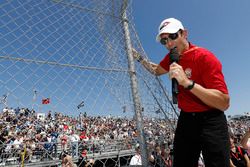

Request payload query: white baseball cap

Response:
[156,18,184,42]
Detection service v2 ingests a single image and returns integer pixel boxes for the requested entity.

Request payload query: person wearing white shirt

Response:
[129,146,142,166]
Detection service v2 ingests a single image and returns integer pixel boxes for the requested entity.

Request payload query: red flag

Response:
[42,98,50,104]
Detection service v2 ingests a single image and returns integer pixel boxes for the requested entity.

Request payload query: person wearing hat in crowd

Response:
[133,18,230,167]
[230,133,250,167]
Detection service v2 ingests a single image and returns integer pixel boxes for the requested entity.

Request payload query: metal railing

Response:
[0,139,137,167]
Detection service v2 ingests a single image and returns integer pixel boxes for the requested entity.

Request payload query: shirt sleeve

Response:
[199,50,229,94]
[159,54,170,72]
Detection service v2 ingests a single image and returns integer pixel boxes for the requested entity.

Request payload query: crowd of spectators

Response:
[1,107,250,167]
[0,107,174,166]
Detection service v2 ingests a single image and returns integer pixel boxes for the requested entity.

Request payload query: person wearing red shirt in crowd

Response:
[79,131,88,141]
[61,133,68,151]
[63,123,69,132]
[230,134,250,167]
[133,18,230,167]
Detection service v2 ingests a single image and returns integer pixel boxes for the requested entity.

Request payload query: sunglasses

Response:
[160,32,179,45]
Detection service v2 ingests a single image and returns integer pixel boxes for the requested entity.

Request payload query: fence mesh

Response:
[0,0,178,166]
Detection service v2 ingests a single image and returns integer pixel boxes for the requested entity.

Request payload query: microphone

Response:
[169,47,179,104]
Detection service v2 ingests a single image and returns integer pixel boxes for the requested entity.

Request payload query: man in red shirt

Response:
[133,18,230,167]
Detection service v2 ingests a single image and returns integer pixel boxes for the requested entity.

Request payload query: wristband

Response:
[185,80,195,90]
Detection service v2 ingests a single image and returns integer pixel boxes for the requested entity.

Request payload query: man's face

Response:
[160,30,187,52]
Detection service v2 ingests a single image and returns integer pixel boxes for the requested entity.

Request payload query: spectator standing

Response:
[241,127,250,156]
[69,131,80,157]
[129,146,142,166]
[61,151,77,167]
[230,134,250,167]
[60,133,68,151]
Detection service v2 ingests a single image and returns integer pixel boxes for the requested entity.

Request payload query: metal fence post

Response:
[121,1,149,166]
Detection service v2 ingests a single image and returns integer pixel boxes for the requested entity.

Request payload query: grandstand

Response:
[229,114,250,121]
[0,108,174,166]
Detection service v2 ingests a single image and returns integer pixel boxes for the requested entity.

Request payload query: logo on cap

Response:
[160,22,170,30]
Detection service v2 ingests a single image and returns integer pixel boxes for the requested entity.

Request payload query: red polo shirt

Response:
[159,43,229,112]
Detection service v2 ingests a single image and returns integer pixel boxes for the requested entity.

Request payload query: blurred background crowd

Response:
[1,107,250,167]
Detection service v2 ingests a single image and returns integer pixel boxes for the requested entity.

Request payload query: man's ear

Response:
[181,29,188,39]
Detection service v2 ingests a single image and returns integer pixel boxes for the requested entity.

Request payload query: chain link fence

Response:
[1,0,178,166]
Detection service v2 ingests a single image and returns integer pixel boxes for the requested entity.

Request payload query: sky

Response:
[132,0,250,116]
[1,1,249,117]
